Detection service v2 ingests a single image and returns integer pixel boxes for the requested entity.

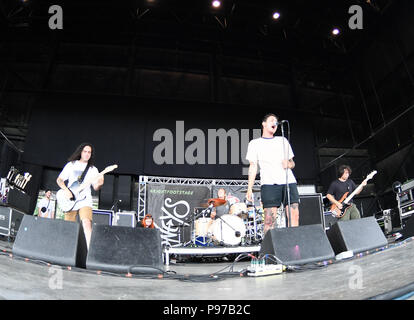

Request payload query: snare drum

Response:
[194,217,212,237]
[210,214,246,246]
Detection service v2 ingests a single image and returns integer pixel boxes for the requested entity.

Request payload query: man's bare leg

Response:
[264,207,279,235]
[285,203,299,227]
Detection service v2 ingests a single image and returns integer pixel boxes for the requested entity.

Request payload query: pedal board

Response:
[247,264,285,277]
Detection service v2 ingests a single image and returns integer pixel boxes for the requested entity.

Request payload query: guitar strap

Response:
[78,163,90,184]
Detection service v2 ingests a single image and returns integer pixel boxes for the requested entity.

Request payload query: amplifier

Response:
[400,202,414,218]
[401,180,414,192]
[113,211,136,228]
[0,205,25,238]
[398,190,413,205]
[1,187,31,214]
[92,209,113,226]
[298,194,324,229]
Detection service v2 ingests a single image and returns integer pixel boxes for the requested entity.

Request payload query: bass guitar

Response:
[56,164,118,212]
[330,170,377,218]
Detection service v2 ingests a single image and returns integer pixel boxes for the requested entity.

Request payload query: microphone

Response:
[110,199,122,211]
[274,120,288,126]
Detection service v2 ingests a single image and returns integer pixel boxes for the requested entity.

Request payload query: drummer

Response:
[210,188,240,220]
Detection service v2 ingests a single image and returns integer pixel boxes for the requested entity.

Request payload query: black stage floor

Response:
[1,235,414,301]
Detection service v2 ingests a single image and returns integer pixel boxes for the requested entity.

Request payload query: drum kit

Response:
[187,188,265,247]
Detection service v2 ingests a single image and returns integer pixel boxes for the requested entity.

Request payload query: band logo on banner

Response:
[147,184,211,246]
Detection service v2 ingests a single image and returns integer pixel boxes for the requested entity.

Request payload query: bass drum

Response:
[210,214,246,246]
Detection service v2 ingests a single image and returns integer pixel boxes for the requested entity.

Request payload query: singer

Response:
[245,113,300,234]
[56,143,104,249]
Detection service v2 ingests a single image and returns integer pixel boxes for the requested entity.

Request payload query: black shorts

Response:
[261,184,300,209]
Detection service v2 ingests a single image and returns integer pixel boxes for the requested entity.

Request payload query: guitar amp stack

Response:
[398,180,414,219]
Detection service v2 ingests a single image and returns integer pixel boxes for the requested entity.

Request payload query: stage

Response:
[1,235,414,301]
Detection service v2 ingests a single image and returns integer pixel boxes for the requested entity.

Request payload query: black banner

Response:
[147,183,211,246]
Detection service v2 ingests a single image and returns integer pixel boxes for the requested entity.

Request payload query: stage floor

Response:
[0,236,413,300]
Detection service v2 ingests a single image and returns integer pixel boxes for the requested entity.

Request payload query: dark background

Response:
[1,0,414,216]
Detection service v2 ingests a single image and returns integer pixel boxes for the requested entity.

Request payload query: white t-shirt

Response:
[58,161,99,210]
[246,136,297,185]
[38,198,54,218]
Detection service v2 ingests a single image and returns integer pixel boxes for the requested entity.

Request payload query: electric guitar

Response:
[330,170,377,218]
[56,164,118,212]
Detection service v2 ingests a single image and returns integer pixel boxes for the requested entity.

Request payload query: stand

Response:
[280,122,291,227]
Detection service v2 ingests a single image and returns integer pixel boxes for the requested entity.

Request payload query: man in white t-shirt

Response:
[37,189,54,219]
[246,114,300,234]
[56,143,104,250]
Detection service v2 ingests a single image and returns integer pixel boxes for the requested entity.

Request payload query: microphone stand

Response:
[215,214,241,241]
[280,122,291,227]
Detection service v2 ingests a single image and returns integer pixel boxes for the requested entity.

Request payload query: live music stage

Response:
[3,0,414,306]
[1,234,414,301]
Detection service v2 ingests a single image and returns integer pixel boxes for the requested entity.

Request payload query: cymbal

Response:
[200,198,227,208]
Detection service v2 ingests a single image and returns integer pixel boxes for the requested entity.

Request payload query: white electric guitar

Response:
[56,164,118,212]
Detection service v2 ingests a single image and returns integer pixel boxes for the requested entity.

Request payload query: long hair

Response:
[68,142,95,166]
[141,214,155,229]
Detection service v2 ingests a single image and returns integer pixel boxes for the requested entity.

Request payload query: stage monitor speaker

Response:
[12,215,87,268]
[326,216,388,255]
[259,224,335,265]
[298,194,324,228]
[86,224,163,274]
[401,215,414,240]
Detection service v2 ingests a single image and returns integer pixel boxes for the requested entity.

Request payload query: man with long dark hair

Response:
[56,143,104,249]
[245,113,300,234]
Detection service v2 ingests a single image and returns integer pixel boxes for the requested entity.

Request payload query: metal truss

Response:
[137,175,260,220]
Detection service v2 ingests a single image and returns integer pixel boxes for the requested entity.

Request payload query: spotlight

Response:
[212,0,221,8]
[332,28,340,36]
[272,12,280,20]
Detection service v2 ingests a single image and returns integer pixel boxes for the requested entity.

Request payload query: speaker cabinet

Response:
[92,209,113,225]
[259,224,335,265]
[12,215,87,268]
[299,194,324,228]
[326,216,388,255]
[401,214,414,241]
[98,174,114,210]
[86,224,163,274]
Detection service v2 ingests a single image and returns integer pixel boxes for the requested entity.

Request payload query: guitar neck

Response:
[343,180,366,204]
[77,167,114,193]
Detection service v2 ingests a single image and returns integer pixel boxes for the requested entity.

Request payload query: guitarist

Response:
[326,165,367,220]
[56,143,104,250]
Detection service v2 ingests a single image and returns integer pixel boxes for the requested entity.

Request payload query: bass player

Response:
[326,165,367,220]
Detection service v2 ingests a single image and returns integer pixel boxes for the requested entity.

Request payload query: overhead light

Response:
[212,0,221,8]
[272,12,280,20]
[332,28,340,36]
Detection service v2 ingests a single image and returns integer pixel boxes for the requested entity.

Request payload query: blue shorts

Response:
[261,184,300,209]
